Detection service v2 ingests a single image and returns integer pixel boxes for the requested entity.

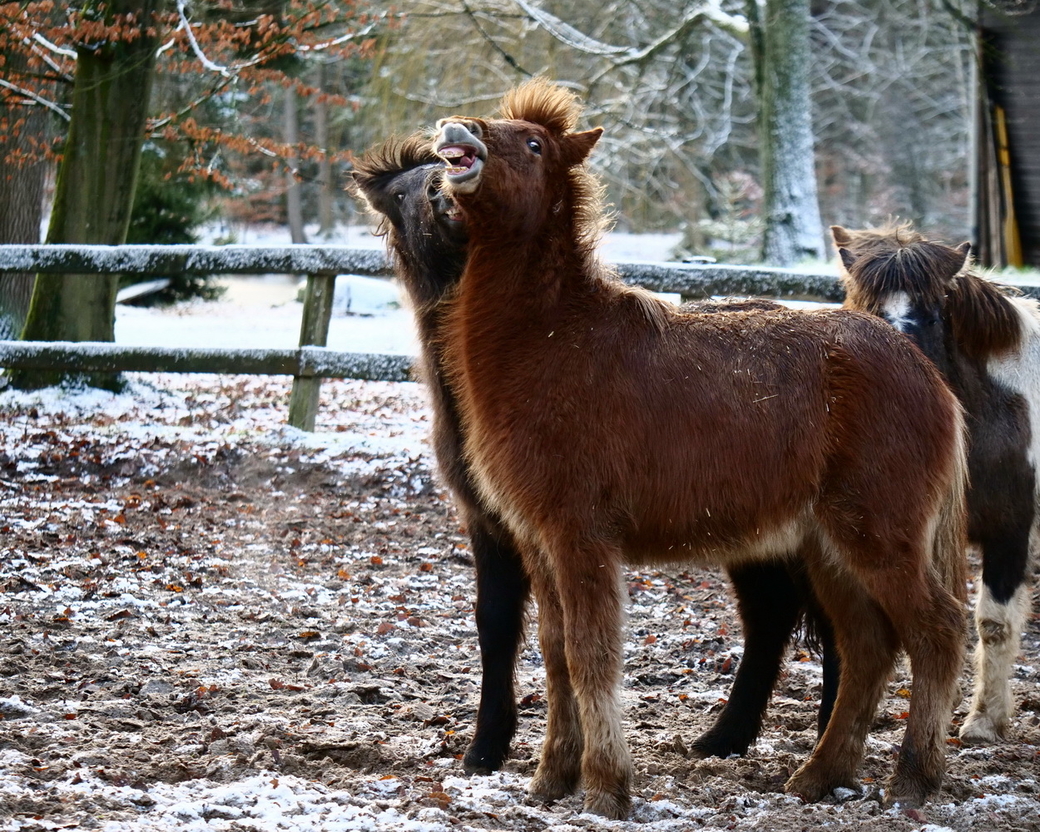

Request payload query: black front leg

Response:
[463,516,531,773]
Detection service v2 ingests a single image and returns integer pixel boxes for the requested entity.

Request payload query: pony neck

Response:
[465,210,593,294]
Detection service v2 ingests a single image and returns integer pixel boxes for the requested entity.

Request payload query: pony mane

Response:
[499,77,582,134]
[352,132,439,183]
[839,222,1023,358]
[947,272,1025,358]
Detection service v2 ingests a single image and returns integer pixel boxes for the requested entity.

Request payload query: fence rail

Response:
[0,342,414,382]
[5,243,1034,430]
[0,243,852,297]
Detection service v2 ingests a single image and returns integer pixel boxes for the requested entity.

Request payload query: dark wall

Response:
[977,6,1040,267]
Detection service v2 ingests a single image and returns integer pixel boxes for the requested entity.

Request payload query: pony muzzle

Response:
[435,120,487,193]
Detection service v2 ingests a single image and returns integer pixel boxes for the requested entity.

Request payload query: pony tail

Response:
[932,405,969,606]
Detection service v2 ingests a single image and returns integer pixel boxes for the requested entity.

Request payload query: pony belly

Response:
[624,514,811,569]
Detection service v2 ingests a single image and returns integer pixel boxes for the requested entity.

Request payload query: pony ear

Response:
[349,170,381,208]
[560,127,603,168]
[838,248,857,271]
[955,241,971,265]
[830,225,852,246]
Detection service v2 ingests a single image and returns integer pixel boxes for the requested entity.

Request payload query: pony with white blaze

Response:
[836,222,1039,744]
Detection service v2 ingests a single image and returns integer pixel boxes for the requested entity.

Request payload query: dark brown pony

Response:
[351,136,530,774]
[836,221,1039,745]
[350,136,839,775]
[434,78,968,819]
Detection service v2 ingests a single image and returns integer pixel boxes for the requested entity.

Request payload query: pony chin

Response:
[445,164,483,194]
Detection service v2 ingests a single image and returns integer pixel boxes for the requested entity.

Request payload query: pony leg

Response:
[881,574,965,805]
[548,542,631,819]
[691,562,804,758]
[527,563,583,802]
[960,527,1034,745]
[785,559,899,801]
[463,518,532,773]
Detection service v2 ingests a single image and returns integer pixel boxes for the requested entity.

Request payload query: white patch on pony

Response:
[740,517,809,561]
[960,581,1032,744]
[987,297,1040,471]
[881,292,914,333]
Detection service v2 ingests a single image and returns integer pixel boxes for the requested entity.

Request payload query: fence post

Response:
[288,272,337,430]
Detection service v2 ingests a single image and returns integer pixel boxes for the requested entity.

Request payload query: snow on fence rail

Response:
[11,243,1035,429]
[0,342,413,382]
[0,243,849,300]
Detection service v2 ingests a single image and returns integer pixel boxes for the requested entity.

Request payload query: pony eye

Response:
[394,192,406,202]
[527,138,542,155]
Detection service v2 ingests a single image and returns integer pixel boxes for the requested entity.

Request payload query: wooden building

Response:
[974,1,1040,268]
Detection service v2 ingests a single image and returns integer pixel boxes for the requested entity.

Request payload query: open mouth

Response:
[438,145,480,176]
[434,123,487,193]
[436,144,485,191]
[432,188,465,225]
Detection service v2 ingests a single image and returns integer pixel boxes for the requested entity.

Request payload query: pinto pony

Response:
[835,222,1040,744]
[350,136,530,774]
[351,135,839,774]
[433,78,968,818]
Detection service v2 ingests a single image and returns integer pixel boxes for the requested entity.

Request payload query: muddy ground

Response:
[0,375,1038,831]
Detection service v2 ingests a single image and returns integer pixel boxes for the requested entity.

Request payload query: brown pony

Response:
[433,78,968,819]
[836,221,1039,745]
[350,134,841,773]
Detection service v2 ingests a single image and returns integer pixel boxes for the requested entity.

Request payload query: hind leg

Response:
[464,518,531,773]
[785,558,900,801]
[691,562,804,758]
[814,609,840,741]
[961,528,1033,744]
[881,573,965,804]
[527,562,583,803]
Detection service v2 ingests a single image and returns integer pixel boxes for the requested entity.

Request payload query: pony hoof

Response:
[885,772,940,808]
[959,713,1004,745]
[785,767,853,803]
[688,734,750,760]
[583,789,631,820]
[529,768,580,802]
[462,743,508,775]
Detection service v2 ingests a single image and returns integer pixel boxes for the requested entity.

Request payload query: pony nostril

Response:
[438,122,462,143]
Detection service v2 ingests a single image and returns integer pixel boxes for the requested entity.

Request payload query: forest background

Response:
[0,0,977,363]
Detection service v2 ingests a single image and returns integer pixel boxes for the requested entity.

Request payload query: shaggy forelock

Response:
[498,77,583,134]
[352,132,439,182]
[839,222,961,311]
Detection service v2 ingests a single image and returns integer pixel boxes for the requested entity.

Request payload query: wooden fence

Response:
[3,243,1034,430]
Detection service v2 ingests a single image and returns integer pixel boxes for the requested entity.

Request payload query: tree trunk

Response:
[0,55,49,339]
[750,0,825,266]
[285,84,308,244]
[314,61,335,238]
[11,0,161,390]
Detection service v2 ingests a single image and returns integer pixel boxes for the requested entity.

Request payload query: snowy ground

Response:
[1,227,1038,832]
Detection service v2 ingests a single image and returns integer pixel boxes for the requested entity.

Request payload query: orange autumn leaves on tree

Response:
[0,0,384,189]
